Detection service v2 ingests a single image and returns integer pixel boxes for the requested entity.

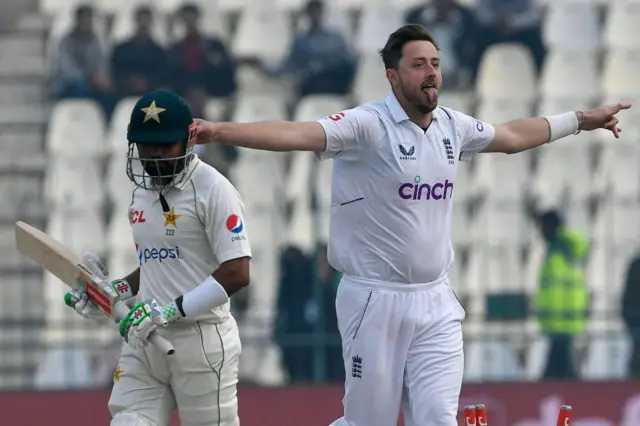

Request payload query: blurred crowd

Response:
[47,0,548,117]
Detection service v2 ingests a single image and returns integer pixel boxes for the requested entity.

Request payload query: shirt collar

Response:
[173,155,200,191]
[384,89,443,124]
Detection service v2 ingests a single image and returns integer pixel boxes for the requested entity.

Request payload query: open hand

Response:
[582,103,632,138]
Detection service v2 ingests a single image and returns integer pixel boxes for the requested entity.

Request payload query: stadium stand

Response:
[0,0,638,391]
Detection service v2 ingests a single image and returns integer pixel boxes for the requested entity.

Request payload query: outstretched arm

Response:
[193,108,381,155]
[481,103,631,155]
[195,119,326,152]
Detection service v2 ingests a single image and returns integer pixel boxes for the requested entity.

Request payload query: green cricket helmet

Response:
[126,89,197,191]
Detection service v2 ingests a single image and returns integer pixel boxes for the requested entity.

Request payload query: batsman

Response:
[64,90,252,426]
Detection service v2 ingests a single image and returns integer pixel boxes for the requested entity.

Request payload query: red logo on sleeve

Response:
[328,112,345,122]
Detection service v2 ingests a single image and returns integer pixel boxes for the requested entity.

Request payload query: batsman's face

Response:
[136,141,184,178]
[390,40,442,114]
[136,141,183,159]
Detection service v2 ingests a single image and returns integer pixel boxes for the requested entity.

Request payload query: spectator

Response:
[622,254,640,378]
[473,0,546,78]
[405,0,477,89]
[267,0,356,97]
[111,6,168,101]
[274,245,343,382]
[274,246,314,382]
[533,210,589,380]
[49,4,113,115]
[168,4,237,98]
[313,244,344,382]
[184,85,239,177]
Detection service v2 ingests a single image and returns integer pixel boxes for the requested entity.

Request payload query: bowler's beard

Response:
[398,77,438,114]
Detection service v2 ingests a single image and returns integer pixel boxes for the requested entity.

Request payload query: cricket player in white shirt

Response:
[194,24,630,426]
[64,89,251,426]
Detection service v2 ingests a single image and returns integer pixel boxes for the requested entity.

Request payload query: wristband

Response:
[544,112,579,143]
[180,276,230,317]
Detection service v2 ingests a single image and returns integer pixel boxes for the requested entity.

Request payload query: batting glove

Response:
[64,252,134,320]
[119,299,182,349]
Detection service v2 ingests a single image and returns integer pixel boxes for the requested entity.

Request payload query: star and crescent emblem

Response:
[113,366,124,382]
[163,207,182,227]
[141,100,166,123]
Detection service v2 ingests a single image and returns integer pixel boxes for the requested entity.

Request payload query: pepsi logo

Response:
[226,214,244,234]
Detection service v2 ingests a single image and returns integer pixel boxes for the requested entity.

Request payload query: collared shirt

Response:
[316,91,495,284]
[128,156,252,323]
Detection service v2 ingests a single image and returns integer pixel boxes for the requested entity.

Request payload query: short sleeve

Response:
[457,112,496,162]
[204,180,252,265]
[316,107,380,160]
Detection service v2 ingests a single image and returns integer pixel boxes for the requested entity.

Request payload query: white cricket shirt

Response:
[128,156,252,323]
[317,90,496,284]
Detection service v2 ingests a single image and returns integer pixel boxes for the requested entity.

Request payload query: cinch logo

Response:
[398,175,454,200]
[138,246,181,264]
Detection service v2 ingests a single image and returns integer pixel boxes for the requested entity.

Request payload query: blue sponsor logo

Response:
[138,246,181,264]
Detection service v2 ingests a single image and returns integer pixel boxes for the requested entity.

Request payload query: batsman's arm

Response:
[159,177,253,320]
[213,257,250,297]
[169,258,250,319]
[121,267,141,296]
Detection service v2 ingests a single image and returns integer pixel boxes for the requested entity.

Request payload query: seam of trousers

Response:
[197,321,225,426]
[352,291,373,340]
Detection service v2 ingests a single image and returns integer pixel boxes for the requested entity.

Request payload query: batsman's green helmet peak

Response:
[127,90,193,144]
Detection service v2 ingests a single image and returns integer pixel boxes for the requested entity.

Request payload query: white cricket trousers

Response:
[330,274,466,426]
[108,316,241,426]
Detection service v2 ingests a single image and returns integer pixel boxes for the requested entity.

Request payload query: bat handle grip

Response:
[149,333,175,356]
[113,301,176,356]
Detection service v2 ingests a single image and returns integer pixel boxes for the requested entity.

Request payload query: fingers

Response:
[72,293,88,312]
[605,117,619,128]
[194,121,206,144]
[608,122,621,138]
[194,120,215,145]
[127,318,157,349]
[609,103,633,113]
[71,292,104,318]
[82,252,109,280]
[604,117,621,138]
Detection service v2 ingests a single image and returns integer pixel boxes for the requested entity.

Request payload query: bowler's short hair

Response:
[379,24,440,70]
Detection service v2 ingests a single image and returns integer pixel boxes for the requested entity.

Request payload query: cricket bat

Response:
[13,220,175,356]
